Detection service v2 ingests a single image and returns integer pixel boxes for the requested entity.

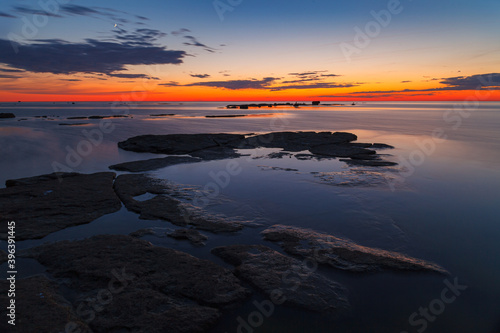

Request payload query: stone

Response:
[212,244,349,313]
[0,275,91,332]
[109,156,201,172]
[339,159,398,167]
[309,144,376,157]
[0,113,15,118]
[118,133,246,154]
[0,250,7,264]
[0,172,122,240]
[114,174,243,232]
[19,235,249,332]
[168,228,208,246]
[261,225,448,274]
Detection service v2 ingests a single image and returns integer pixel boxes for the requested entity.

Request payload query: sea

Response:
[0,101,499,332]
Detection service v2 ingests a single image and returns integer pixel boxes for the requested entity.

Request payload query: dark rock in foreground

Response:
[168,228,208,246]
[0,172,122,240]
[262,225,447,274]
[114,174,243,232]
[309,144,376,157]
[339,159,398,167]
[212,244,349,314]
[19,235,249,332]
[0,113,15,118]
[0,275,90,332]
[110,155,201,172]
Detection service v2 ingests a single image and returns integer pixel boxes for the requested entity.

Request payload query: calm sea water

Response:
[0,101,499,332]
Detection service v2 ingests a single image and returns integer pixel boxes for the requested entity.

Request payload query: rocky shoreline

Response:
[0,131,446,332]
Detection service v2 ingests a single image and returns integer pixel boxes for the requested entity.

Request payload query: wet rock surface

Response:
[114,174,243,232]
[212,244,349,314]
[0,172,122,240]
[18,235,249,332]
[0,113,15,118]
[118,133,246,154]
[117,131,396,167]
[262,225,447,274]
[0,275,91,332]
[168,228,208,246]
[109,155,201,172]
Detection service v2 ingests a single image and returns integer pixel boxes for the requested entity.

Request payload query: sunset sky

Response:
[0,0,499,102]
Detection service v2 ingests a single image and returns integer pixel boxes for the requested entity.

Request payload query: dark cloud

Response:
[270,83,356,91]
[13,6,63,18]
[60,5,100,16]
[0,38,186,75]
[342,73,500,96]
[183,36,216,53]
[190,74,211,79]
[108,73,151,79]
[60,79,82,82]
[171,28,191,36]
[0,12,16,18]
[288,71,327,76]
[160,81,180,86]
[0,68,24,73]
[440,73,500,90]
[0,74,20,79]
[401,80,411,83]
[180,77,279,90]
[135,15,149,21]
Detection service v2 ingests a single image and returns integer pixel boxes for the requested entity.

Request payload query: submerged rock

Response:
[168,228,208,246]
[339,158,398,167]
[19,235,249,332]
[0,275,90,332]
[262,225,447,274]
[114,174,243,232]
[212,244,349,314]
[0,172,122,240]
[109,155,201,172]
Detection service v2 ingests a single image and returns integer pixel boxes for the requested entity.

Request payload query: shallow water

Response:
[0,101,499,332]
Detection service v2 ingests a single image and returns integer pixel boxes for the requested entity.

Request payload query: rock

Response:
[129,228,157,238]
[262,225,447,274]
[0,250,7,264]
[20,235,249,332]
[58,122,89,126]
[309,144,376,157]
[67,116,88,120]
[242,131,358,151]
[372,143,394,149]
[205,114,246,118]
[0,172,122,240]
[168,228,208,246]
[0,113,15,118]
[0,275,91,332]
[340,159,398,167]
[114,174,243,232]
[109,156,201,172]
[150,113,176,117]
[118,133,246,154]
[212,245,349,313]
[189,146,242,160]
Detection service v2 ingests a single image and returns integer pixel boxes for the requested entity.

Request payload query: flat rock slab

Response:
[118,133,246,154]
[117,131,396,167]
[20,235,249,332]
[114,174,243,232]
[0,172,122,240]
[109,155,201,172]
[168,228,208,246]
[0,275,91,332]
[241,131,358,151]
[212,244,349,314]
[262,225,447,274]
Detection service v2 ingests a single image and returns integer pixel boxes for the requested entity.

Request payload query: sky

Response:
[0,0,499,102]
